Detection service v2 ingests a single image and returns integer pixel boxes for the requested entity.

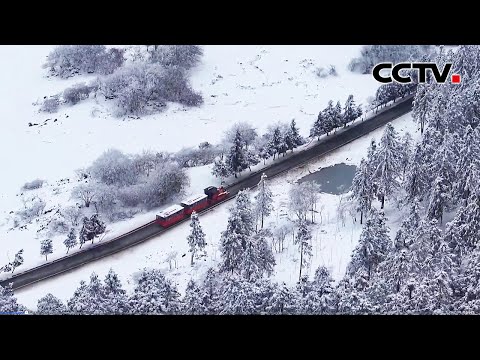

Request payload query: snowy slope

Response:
[0,45,380,272]
[14,112,419,310]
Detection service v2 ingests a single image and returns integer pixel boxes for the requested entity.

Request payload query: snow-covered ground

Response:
[0,45,380,273]
[15,111,419,310]
[0,44,416,310]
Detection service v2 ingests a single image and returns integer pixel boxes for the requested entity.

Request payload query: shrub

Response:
[149,45,203,70]
[16,197,46,222]
[40,97,60,113]
[88,149,138,187]
[43,45,125,78]
[21,179,45,191]
[63,83,93,105]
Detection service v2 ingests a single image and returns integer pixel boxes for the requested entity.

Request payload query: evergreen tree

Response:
[394,200,421,250]
[266,282,300,314]
[343,95,357,126]
[311,111,328,139]
[10,249,24,273]
[323,100,336,134]
[227,129,249,178]
[219,276,257,314]
[63,228,77,254]
[334,101,344,128]
[79,214,106,247]
[187,211,207,266]
[374,124,402,209]
[36,293,67,315]
[253,229,276,278]
[40,238,53,261]
[212,157,231,181]
[103,269,130,314]
[412,83,431,134]
[289,119,303,149]
[347,210,392,281]
[219,190,255,274]
[267,126,283,159]
[128,269,181,314]
[0,284,27,314]
[426,176,451,224]
[404,143,429,202]
[295,220,313,281]
[254,173,274,229]
[399,132,413,180]
[454,126,480,203]
[351,158,374,224]
[182,280,208,315]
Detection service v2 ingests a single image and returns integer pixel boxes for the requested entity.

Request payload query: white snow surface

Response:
[0,45,416,310]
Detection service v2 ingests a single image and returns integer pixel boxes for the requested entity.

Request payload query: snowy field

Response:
[15,112,419,310]
[0,45,381,274]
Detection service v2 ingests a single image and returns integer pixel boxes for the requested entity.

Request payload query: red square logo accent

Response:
[451,74,461,84]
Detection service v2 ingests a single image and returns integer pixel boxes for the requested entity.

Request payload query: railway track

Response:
[0,94,414,290]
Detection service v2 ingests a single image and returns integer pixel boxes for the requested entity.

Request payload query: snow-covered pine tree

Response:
[254,173,273,229]
[227,129,249,178]
[289,119,303,149]
[334,101,344,129]
[253,229,276,278]
[187,211,207,265]
[412,83,431,134]
[394,200,421,250]
[265,282,300,315]
[200,267,222,314]
[323,100,336,135]
[355,104,363,121]
[219,190,255,274]
[399,132,413,180]
[351,158,374,224]
[427,176,451,224]
[404,143,429,202]
[347,209,392,282]
[311,111,327,139]
[103,268,129,314]
[300,266,336,314]
[40,238,53,261]
[212,157,231,181]
[63,228,77,254]
[0,284,27,314]
[343,95,357,126]
[454,126,480,204]
[36,293,67,315]
[219,276,258,314]
[295,220,313,281]
[67,273,107,314]
[374,123,402,209]
[129,268,182,314]
[267,126,283,160]
[182,280,208,315]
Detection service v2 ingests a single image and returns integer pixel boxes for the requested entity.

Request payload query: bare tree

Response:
[72,183,96,208]
[62,205,82,226]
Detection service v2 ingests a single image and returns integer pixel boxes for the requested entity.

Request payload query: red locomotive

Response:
[155,186,229,228]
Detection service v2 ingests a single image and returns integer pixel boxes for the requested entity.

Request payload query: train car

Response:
[156,204,185,228]
[204,186,229,203]
[180,193,209,215]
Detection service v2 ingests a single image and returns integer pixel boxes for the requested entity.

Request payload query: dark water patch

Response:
[298,163,357,195]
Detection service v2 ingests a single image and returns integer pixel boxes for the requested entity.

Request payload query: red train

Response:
[155,186,229,227]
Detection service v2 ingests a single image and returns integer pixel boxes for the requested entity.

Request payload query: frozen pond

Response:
[298,163,357,195]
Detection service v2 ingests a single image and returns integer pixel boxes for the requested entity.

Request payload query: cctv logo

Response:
[372,62,461,84]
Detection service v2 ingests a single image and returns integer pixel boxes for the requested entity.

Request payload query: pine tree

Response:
[311,111,327,139]
[394,200,421,250]
[399,132,413,180]
[40,238,53,261]
[404,143,429,202]
[187,211,207,265]
[323,100,336,134]
[63,228,77,254]
[219,276,257,314]
[79,214,106,247]
[334,101,344,128]
[454,126,480,203]
[427,176,451,224]
[10,249,24,273]
[374,124,402,209]
[347,209,392,281]
[295,220,313,281]
[182,280,208,315]
[265,282,300,314]
[212,157,231,181]
[289,119,303,149]
[252,229,276,279]
[267,127,283,160]
[128,269,181,314]
[343,95,357,126]
[103,269,130,314]
[36,293,67,315]
[0,284,27,314]
[254,173,274,229]
[219,190,255,274]
[412,83,431,134]
[351,158,374,224]
[227,129,249,178]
